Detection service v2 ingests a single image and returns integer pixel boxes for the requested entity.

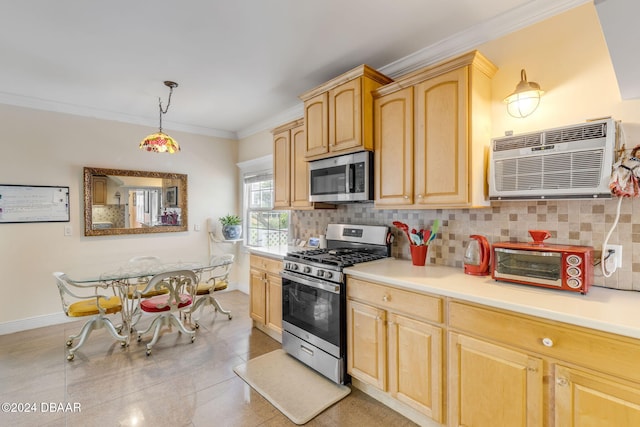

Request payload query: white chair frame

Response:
[190,254,234,327]
[134,269,197,356]
[54,272,127,361]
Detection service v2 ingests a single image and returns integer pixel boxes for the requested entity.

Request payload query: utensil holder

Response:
[410,245,428,266]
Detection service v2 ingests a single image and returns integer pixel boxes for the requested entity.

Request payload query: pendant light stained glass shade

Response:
[140,81,180,153]
[139,132,180,153]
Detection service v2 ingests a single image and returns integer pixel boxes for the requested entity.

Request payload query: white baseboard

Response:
[0,312,73,336]
[0,282,248,336]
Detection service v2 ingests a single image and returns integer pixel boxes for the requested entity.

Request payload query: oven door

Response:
[281,270,342,357]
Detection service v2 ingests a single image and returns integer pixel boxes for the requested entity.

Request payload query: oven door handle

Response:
[280,270,341,294]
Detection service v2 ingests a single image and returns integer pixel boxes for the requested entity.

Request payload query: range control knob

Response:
[303,266,312,274]
[291,263,299,271]
[317,270,324,277]
[325,271,333,279]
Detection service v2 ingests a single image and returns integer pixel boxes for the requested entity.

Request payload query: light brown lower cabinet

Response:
[448,300,640,427]
[346,277,443,424]
[448,333,543,427]
[345,276,640,427]
[249,254,282,342]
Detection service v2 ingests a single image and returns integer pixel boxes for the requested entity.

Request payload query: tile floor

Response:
[0,291,417,427]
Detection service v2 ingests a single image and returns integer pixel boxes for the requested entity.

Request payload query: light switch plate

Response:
[64,225,72,236]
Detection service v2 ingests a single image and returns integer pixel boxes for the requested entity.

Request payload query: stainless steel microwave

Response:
[309,151,373,203]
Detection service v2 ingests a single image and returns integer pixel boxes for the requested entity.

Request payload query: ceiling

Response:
[0,0,588,140]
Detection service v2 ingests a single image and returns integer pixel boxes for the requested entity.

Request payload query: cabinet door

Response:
[266,273,282,334]
[449,333,543,427]
[415,67,469,206]
[388,313,442,422]
[273,130,291,208]
[93,176,107,205]
[329,78,361,153]
[249,268,266,325]
[374,87,414,206]
[347,299,387,390]
[555,365,640,426]
[304,92,329,158]
[290,124,312,208]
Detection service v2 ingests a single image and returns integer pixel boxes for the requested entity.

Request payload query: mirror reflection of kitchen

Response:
[91,174,181,229]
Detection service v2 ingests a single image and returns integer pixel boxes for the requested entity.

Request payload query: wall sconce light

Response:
[504,69,544,118]
[139,81,181,153]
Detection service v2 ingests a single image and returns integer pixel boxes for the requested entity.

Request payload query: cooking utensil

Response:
[392,221,412,242]
[427,219,440,243]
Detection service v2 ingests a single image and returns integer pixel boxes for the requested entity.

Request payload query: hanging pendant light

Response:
[140,81,181,153]
[504,69,544,118]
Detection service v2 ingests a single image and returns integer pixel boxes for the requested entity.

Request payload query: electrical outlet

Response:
[605,244,623,270]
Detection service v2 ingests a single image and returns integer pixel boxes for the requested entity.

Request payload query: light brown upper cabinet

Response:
[273,119,333,210]
[300,65,393,161]
[374,51,497,209]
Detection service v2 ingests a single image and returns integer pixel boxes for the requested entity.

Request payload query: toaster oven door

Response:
[493,248,563,287]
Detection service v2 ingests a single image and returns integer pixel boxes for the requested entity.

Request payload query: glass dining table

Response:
[65,258,209,345]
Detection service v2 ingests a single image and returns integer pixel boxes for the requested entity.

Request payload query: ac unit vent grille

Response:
[545,122,608,144]
[494,134,542,152]
[493,122,609,152]
[494,149,604,192]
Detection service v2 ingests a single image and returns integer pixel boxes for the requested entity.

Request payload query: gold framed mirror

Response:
[83,167,188,236]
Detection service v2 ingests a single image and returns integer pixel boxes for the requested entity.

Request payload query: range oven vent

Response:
[489,118,616,200]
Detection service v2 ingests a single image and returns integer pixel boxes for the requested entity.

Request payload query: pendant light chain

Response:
[158,83,175,134]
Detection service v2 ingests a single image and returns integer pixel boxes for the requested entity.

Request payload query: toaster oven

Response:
[491,242,594,294]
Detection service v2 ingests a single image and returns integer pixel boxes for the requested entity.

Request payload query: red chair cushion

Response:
[139,294,192,313]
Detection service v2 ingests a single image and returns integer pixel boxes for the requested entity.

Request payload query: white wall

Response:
[0,105,239,331]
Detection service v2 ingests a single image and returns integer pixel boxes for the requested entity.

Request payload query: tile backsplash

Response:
[290,198,640,291]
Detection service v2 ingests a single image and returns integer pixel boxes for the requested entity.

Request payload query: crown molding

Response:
[0,0,589,142]
[379,0,590,78]
[0,91,238,140]
[237,0,590,139]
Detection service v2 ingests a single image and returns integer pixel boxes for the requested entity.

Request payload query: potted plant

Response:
[219,214,242,240]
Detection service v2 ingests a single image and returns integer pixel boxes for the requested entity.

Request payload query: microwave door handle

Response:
[346,164,355,193]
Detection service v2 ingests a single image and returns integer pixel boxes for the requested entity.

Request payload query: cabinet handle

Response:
[382,294,389,302]
[417,194,423,198]
[542,337,554,347]
[403,195,409,199]
[556,377,568,387]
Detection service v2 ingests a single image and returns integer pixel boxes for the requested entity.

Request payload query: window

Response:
[244,172,289,248]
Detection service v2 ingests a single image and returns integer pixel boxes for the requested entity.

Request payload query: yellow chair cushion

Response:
[196,279,228,295]
[68,296,122,317]
[126,283,169,299]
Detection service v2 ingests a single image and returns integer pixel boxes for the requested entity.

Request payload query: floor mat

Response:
[233,349,351,425]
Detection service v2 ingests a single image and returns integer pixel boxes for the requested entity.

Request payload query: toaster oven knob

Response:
[567,255,582,266]
[567,277,581,289]
[542,337,554,347]
[567,267,581,277]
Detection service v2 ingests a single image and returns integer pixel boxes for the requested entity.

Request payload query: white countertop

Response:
[344,258,640,340]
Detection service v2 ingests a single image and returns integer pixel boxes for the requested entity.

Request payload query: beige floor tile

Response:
[1,291,417,426]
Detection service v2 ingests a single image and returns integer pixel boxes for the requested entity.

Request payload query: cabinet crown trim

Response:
[299,64,393,101]
[374,50,497,97]
[272,118,304,134]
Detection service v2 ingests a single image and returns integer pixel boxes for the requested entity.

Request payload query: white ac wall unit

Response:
[489,118,616,200]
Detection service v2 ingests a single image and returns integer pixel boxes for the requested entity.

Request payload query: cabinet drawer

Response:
[249,254,283,275]
[347,277,442,323]
[449,301,640,383]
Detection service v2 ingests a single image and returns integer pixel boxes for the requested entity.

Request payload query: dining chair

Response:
[53,272,127,361]
[135,270,197,355]
[126,256,168,327]
[190,254,234,328]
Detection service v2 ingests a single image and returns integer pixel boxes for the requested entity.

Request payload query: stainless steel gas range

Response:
[281,223,391,384]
